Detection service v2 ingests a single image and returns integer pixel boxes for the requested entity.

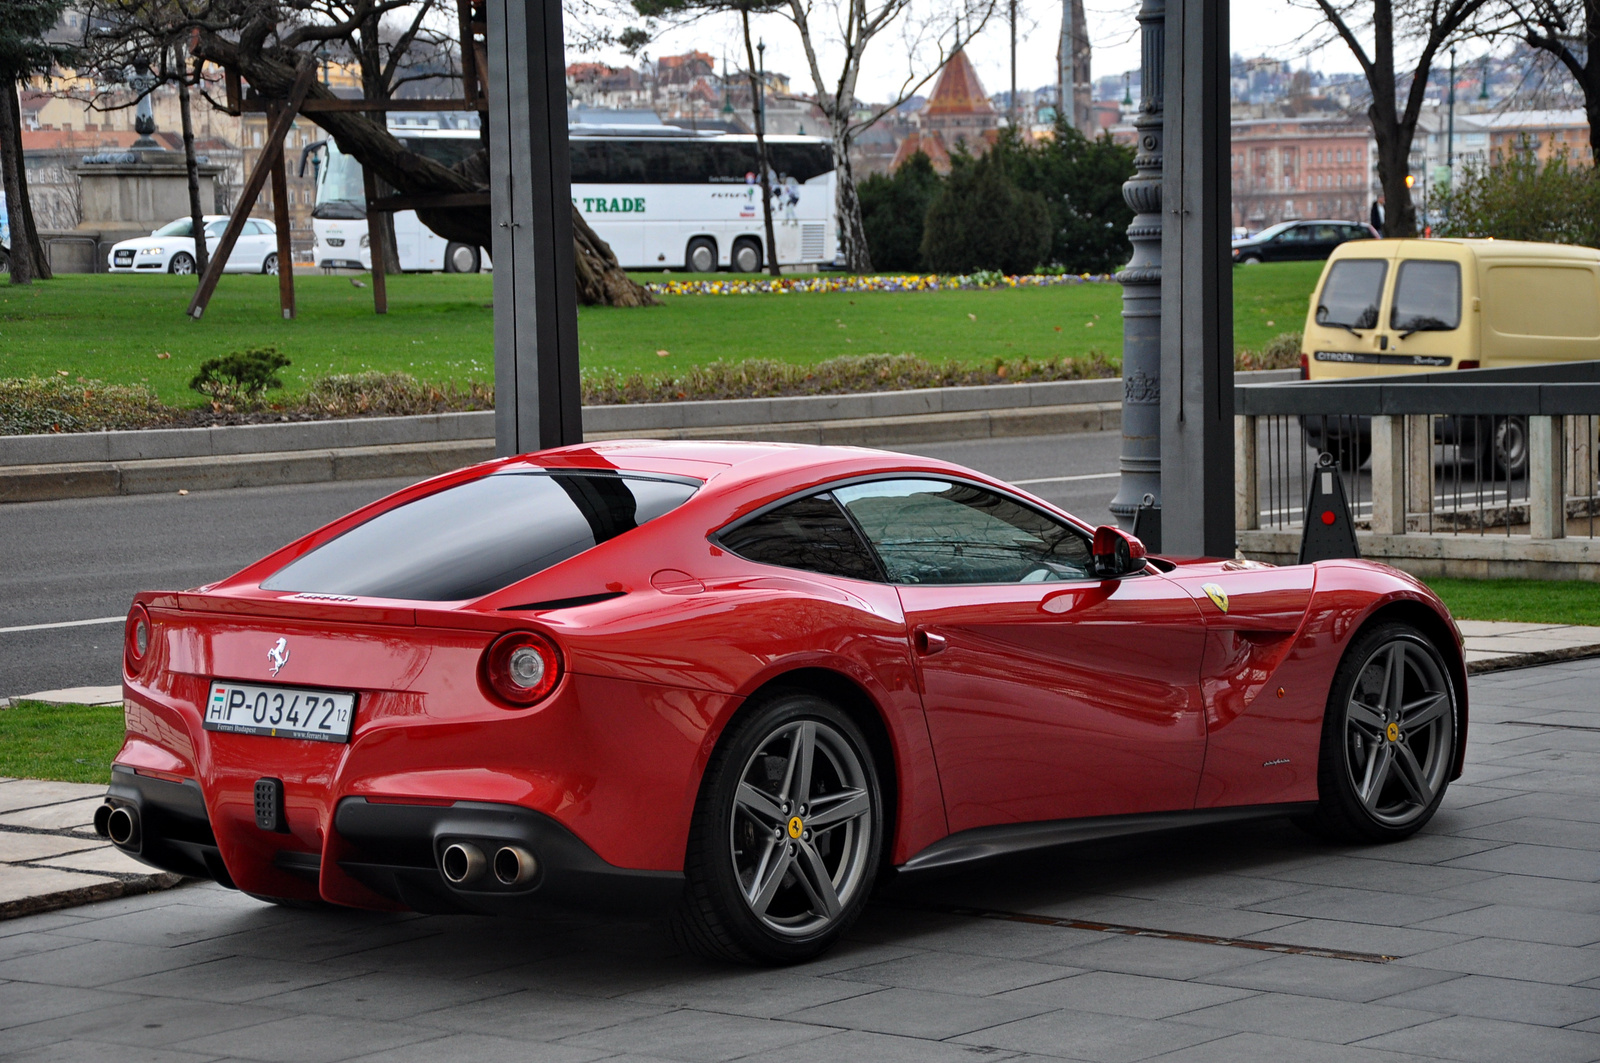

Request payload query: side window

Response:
[718,494,883,582]
[570,141,610,182]
[1391,260,1462,333]
[205,220,228,237]
[832,479,1094,585]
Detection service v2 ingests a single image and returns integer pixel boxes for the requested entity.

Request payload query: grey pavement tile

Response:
[1397,936,1600,985]
[560,1009,830,1063]
[998,970,1255,1021]
[0,868,117,907]
[339,1032,609,1063]
[856,909,1108,960]
[50,902,297,949]
[1433,871,1600,914]
[750,1029,1019,1063]
[1444,841,1600,881]
[1026,934,1275,981]
[1239,918,1469,959]
[1458,816,1600,851]
[183,915,440,966]
[0,913,91,941]
[1197,954,1465,1004]
[0,933,82,966]
[0,834,103,863]
[419,990,672,1041]
[0,781,105,815]
[1139,1030,1445,1063]
[0,940,215,989]
[1174,991,1440,1044]
[824,950,1078,995]
[1106,873,1315,910]
[250,968,522,1022]
[1492,768,1600,798]
[1024,896,1308,941]
[619,965,882,1017]
[1244,886,1484,928]
[787,935,922,975]
[952,1007,1227,1062]
[1409,902,1600,946]
[328,924,569,981]
[1336,835,1507,867]
[0,981,137,1030]
[171,1014,438,1063]
[0,997,289,1051]
[1376,973,1600,1028]
[0,798,110,831]
[114,956,356,1004]
[782,984,1051,1039]
[1354,1014,1600,1063]
[1235,858,1498,898]
[473,951,707,1001]
[0,1040,222,1063]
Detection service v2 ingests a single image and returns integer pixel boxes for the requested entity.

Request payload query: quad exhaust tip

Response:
[105,805,140,849]
[440,842,486,885]
[492,845,538,887]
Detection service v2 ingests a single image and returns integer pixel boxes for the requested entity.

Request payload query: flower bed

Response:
[645,272,1115,297]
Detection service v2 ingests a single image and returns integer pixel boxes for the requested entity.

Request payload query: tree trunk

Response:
[1371,117,1417,237]
[0,82,33,284]
[831,125,872,271]
[742,10,781,277]
[196,34,650,306]
[177,51,209,275]
[3,84,49,280]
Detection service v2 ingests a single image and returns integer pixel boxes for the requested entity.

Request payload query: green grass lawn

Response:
[0,263,1322,406]
[0,701,124,784]
[1426,578,1600,628]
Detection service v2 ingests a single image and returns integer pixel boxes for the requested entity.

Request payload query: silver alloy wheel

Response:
[1343,638,1454,828]
[733,243,760,272]
[729,719,873,937]
[169,253,195,275]
[689,242,716,272]
[263,253,279,275]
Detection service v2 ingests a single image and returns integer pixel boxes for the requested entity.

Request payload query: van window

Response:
[1317,259,1387,331]
[1391,260,1461,333]
[1486,266,1600,338]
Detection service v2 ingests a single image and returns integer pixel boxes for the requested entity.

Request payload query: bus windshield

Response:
[313,141,367,220]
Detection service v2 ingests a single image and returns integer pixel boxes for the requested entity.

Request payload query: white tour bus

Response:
[306,120,489,273]
[307,122,838,273]
[569,125,838,271]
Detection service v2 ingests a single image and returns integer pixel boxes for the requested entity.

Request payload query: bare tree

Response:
[1512,0,1600,160]
[0,0,74,284]
[1305,0,1493,235]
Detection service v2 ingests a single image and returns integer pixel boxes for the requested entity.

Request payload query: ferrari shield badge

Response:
[1202,583,1229,613]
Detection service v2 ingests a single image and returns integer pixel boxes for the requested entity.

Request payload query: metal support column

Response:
[486,0,582,455]
[1108,0,1165,545]
[1159,0,1234,557]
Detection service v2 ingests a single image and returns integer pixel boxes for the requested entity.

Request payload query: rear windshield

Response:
[261,471,698,601]
[1391,260,1462,333]
[1316,258,1388,330]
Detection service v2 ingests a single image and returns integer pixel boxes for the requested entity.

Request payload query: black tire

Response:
[168,252,196,275]
[444,241,480,273]
[262,252,279,276]
[1303,622,1458,843]
[1472,415,1529,479]
[686,237,718,273]
[1238,254,1263,265]
[732,238,762,274]
[670,691,884,964]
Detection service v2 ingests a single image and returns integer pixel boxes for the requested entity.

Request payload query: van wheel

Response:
[444,242,480,273]
[686,237,718,273]
[1474,416,1528,479]
[732,238,762,274]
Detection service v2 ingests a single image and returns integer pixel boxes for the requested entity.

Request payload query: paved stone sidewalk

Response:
[1459,620,1600,670]
[0,659,1596,1062]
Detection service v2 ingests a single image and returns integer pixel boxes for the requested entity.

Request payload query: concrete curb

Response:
[0,871,186,922]
[1466,644,1600,675]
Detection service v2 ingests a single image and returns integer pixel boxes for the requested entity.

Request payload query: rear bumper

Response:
[100,770,682,915]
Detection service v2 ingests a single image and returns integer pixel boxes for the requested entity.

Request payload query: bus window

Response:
[768,143,834,183]
[571,141,610,182]
[313,141,367,220]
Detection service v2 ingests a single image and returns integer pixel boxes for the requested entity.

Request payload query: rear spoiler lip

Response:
[136,588,600,633]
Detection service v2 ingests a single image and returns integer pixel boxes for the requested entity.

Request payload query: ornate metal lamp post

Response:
[1108,0,1165,546]
[127,62,160,150]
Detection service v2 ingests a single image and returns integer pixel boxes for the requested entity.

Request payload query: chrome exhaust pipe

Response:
[93,802,114,839]
[492,845,538,887]
[440,842,485,885]
[106,806,140,849]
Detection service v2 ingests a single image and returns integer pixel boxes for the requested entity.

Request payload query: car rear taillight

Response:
[1300,353,1310,380]
[481,631,563,707]
[1457,360,1480,371]
[124,604,152,674]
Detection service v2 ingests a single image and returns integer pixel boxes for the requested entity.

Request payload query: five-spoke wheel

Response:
[673,692,882,963]
[1307,622,1457,841]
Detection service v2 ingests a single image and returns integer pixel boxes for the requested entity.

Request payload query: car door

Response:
[1273,225,1315,261]
[832,478,1210,833]
[204,220,230,270]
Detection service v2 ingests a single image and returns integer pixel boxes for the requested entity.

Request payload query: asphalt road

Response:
[0,430,1123,697]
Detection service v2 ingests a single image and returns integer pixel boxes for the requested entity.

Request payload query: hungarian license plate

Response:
[203,681,356,743]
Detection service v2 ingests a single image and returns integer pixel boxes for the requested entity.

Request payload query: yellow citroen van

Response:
[1302,238,1600,378]
[1299,239,1600,474]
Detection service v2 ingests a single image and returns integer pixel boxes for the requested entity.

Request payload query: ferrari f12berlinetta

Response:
[102,441,1466,963]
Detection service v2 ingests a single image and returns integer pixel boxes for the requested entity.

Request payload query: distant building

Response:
[889,50,1001,173]
[1231,116,1373,229]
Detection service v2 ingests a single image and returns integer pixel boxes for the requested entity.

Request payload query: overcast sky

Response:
[577,0,1498,106]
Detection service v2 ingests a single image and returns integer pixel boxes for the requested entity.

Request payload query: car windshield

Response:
[261,471,698,600]
[152,219,195,237]
[1316,258,1388,331]
[1391,260,1461,333]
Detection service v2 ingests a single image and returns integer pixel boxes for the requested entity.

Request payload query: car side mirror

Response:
[1091,525,1147,578]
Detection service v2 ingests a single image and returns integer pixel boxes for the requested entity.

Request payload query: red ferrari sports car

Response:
[101,441,1466,963]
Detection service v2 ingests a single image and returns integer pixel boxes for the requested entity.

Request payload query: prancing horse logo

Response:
[266,637,290,677]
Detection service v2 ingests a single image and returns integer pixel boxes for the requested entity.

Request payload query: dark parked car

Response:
[1232,220,1377,265]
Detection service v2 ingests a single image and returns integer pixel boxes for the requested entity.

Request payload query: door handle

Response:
[914,628,947,655]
